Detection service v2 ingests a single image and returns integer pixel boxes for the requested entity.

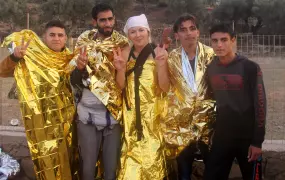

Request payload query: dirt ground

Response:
[0,48,22,126]
[253,56,285,140]
[0,47,285,140]
[1,134,285,180]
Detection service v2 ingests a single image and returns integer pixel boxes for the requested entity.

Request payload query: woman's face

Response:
[128,26,149,48]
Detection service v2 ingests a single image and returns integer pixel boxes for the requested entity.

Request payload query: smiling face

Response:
[128,26,150,49]
[43,27,67,52]
[175,20,200,47]
[210,32,236,57]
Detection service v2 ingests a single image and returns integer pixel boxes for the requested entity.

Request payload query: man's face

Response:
[43,27,67,52]
[175,20,200,47]
[210,32,235,57]
[93,10,115,37]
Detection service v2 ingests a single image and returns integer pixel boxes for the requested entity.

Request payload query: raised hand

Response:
[154,44,168,67]
[113,47,126,72]
[77,46,88,70]
[161,27,172,49]
[13,38,31,59]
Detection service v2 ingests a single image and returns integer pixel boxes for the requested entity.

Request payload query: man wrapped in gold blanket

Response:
[1,20,78,180]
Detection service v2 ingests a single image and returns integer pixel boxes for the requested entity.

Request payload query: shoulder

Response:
[112,30,126,38]
[112,30,129,46]
[169,47,181,58]
[239,56,260,70]
[77,30,95,40]
[168,47,182,68]
[198,42,215,64]
[238,56,262,78]
[199,42,214,55]
[207,56,218,67]
[201,43,213,52]
[75,30,96,48]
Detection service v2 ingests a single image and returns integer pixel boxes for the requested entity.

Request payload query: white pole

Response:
[27,12,30,29]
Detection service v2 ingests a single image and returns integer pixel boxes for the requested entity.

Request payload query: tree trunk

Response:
[142,0,148,13]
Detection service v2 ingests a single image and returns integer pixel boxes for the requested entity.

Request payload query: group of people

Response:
[0,3,266,180]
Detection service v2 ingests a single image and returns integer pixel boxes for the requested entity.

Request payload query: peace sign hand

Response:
[113,47,127,72]
[77,46,88,70]
[13,38,31,59]
[154,44,168,67]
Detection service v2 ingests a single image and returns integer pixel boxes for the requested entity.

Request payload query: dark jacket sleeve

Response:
[248,62,266,148]
[201,64,214,100]
[70,67,87,89]
[70,67,90,104]
[0,54,21,77]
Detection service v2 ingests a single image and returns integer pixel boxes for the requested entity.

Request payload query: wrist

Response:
[10,54,21,63]
[77,67,85,71]
[156,62,168,68]
[250,143,262,149]
[76,66,87,72]
[116,67,126,73]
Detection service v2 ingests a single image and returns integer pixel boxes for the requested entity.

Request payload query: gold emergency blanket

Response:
[2,30,78,179]
[118,57,167,180]
[74,29,128,121]
[164,42,216,158]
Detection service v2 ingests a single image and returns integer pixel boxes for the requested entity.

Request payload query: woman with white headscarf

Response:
[113,14,170,180]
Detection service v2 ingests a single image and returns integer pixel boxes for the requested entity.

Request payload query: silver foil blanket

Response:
[0,148,20,180]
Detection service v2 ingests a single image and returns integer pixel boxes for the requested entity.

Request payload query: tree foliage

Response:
[211,0,285,34]
[211,0,255,32]
[2,0,285,35]
[0,0,133,34]
[38,0,133,34]
[168,0,204,17]
[39,0,94,32]
[253,0,285,34]
[213,0,253,21]
[102,0,133,19]
[0,0,28,29]
[161,0,205,24]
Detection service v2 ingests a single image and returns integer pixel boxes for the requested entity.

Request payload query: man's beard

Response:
[97,26,114,37]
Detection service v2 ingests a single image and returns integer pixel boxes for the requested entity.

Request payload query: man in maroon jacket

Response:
[204,23,266,180]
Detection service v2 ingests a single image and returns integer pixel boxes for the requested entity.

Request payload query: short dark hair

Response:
[173,13,199,33]
[92,3,114,20]
[209,23,236,38]
[44,20,66,32]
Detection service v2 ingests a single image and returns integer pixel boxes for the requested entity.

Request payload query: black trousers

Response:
[204,138,254,180]
[177,141,209,180]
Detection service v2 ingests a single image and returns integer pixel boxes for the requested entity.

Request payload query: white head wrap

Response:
[123,14,150,34]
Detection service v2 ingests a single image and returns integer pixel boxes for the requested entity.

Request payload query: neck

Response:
[96,32,110,40]
[183,43,197,59]
[219,52,236,64]
[134,43,148,55]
